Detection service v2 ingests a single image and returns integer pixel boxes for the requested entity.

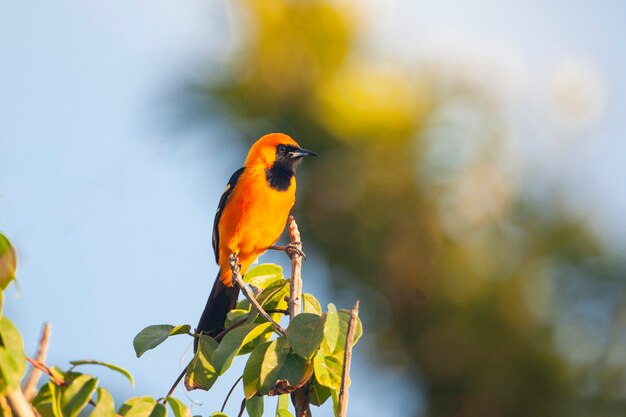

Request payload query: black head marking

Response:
[265,144,309,191]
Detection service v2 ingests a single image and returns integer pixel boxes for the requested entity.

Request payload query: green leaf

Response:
[286,313,325,359]
[0,317,26,393]
[313,351,342,391]
[49,381,64,417]
[275,395,293,417]
[170,325,192,336]
[322,304,339,354]
[336,310,363,350]
[212,322,274,375]
[259,337,308,396]
[70,360,135,386]
[302,294,321,316]
[90,388,115,417]
[32,382,55,417]
[0,233,17,291]
[118,396,159,417]
[184,334,219,391]
[148,404,167,417]
[243,341,273,399]
[256,280,289,310]
[166,397,191,417]
[209,413,229,417]
[61,374,98,417]
[133,325,191,357]
[245,395,263,417]
[308,378,332,406]
[225,309,249,328]
[244,264,283,289]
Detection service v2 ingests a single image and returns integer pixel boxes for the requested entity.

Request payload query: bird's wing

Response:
[212,167,245,263]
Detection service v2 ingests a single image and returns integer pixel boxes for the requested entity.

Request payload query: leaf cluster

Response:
[133,264,362,416]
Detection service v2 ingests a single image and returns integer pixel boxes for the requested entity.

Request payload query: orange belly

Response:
[217,167,295,285]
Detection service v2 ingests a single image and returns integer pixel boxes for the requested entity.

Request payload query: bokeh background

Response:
[2,1,626,416]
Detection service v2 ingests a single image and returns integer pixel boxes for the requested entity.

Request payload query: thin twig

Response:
[214,318,247,343]
[6,389,37,417]
[338,301,360,417]
[229,254,286,335]
[161,368,187,404]
[237,398,246,417]
[287,216,303,317]
[25,356,64,385]
[23,322,52,400]
[221,375,243,412]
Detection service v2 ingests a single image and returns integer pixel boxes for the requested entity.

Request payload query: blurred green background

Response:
[2,1,626,416]
[182,1,626,416]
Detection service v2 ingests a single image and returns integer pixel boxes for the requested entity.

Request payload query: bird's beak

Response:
[289,147,319,158]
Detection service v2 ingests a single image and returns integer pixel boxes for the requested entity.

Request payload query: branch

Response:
[338,301,360,417]
[287,216,303,317]
[6,389,37,417]
[229,254,286,335]
[23,322,52,400]
[286,217,311,417]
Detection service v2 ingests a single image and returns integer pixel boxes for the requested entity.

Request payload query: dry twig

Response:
[229,254,286,335]
[23,322,51,400]
[338,301,360,417]
[285,217,311,417]
[6,389,37,417]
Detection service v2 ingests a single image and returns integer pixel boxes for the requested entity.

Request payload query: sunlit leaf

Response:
[184,334,219,391]
[243,340,273,399]
[90,388,115,417]
[322,304,339,354]
[275,394,293,417]
[302,294,321,316]
[245,264,284,289]
[70,360,135,386]
[118,396,159,417]
[148,403,167,417]
[213,322,274,374]
[208,413,229,417]
[133,325,191,358]
[166,397,191,417]
[0,317,26,392]
[313,351,342,391]
[246,395,263,417]
[0,233,17,291]
[225,309,249,328]
[286,313,325,359]
[61,374,98,417]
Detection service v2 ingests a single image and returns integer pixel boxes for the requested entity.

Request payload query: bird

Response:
[196,133,317,344]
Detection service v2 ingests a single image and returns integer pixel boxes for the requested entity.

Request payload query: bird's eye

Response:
[277,145,286,153]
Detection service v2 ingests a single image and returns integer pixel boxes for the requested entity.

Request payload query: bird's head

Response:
[245,133,318,174]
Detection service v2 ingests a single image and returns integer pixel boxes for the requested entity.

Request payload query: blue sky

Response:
[1,1,625,416]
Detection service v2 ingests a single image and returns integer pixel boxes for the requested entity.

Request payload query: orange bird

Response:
[196,133,317,341]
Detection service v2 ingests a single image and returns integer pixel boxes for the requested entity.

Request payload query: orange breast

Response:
[217,165,295,285]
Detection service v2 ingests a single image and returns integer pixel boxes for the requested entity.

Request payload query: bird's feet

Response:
[268,242,306,260]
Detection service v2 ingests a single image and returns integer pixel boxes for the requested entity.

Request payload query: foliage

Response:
[0,234,361,417]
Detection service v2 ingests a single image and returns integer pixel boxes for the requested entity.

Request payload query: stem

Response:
[161,368,187,404]
[25,356,64,385]
[237,398,246,417]
[338,301,360,417]
[221,375,243,412]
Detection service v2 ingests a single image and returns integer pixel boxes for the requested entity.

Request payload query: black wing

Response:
[212,167,245,263]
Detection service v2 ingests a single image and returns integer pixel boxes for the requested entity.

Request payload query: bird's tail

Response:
[196,272,239,349]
